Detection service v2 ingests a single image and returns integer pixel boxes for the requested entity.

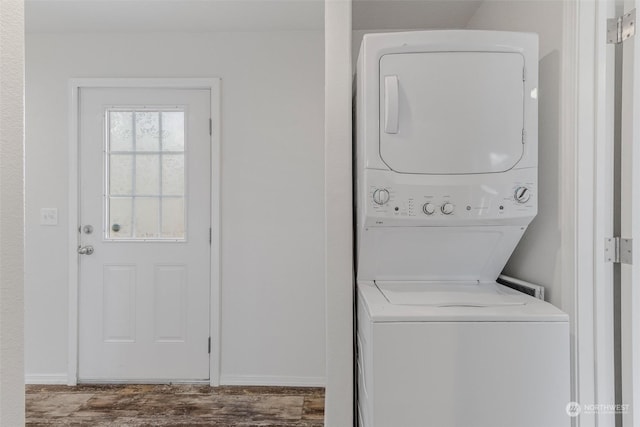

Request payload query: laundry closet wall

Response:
[466,0,566,309]
[25,31,326,385]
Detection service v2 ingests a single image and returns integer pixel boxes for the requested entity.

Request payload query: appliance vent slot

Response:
[497,274,545,300]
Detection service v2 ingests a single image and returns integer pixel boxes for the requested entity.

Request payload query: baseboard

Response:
[220,374,326,387]
[25,374,69,385]
[26,373,325,387]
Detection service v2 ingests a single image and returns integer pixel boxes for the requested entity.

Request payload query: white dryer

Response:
[354,31,570,427]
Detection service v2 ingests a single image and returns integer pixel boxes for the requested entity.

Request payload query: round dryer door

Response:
[379,51,525,175]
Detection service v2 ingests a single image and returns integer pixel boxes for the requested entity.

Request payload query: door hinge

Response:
[605,237,633,264]
[209,228,212,244]
[208,337,211,354]
[522,129,526,144]
[608,9,636,44]
[209,118,212,136]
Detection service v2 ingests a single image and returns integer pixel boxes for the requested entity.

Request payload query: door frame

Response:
[565,1,617,426]
[67,78,222,386]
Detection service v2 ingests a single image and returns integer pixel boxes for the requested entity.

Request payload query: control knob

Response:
[372,188,390,205]
[514,186,531,204]
[422,203,435,215]
[441,202,454,215]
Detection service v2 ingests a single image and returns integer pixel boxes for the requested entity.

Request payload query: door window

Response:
[106,109,186,240]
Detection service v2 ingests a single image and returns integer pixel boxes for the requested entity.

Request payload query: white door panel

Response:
[379,52,525,174]
[78,87,211,381]
[621,2,640,425]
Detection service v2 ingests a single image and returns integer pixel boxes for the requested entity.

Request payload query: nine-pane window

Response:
[106,109,186,240]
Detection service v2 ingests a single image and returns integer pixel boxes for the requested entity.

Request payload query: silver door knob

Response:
[77,245,94,255]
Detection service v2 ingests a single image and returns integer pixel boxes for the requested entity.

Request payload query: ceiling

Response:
[26,0,483,33]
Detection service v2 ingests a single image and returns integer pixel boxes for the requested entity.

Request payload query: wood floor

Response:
[26,384,324,426]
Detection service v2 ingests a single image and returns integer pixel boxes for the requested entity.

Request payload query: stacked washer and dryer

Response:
[354,31,570,427]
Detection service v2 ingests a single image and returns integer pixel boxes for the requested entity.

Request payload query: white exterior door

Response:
[621,3,640,425]
[77,87,211,382]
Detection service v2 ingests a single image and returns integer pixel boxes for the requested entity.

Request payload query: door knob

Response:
[77,245,94,255]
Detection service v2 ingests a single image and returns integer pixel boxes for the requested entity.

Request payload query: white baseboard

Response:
[26,373,325,387]
[25,374,69,385]
[220,375,326,387]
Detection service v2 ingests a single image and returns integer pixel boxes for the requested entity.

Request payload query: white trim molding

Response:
[220,375,326,388]
[67,78,222,387]
[25,374,69,385]
[592,1,617,426]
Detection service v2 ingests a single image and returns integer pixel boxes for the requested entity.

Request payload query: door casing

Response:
[68,78,222,386]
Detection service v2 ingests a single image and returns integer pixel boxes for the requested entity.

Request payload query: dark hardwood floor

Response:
[26,384,324,426]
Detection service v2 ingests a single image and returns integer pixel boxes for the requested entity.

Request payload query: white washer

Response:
[357,281,569,427]
[354,31,570,427]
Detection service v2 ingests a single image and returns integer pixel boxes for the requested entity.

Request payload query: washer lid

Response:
[378,281,526,307]
[357,281,569,322]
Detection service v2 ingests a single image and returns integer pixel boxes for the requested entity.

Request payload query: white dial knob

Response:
[441,202,454,215]
[422,203,435,215]
[373,188,390,205]
[514,186,531,204]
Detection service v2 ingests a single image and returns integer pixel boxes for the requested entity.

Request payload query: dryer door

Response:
[379,51,525,174]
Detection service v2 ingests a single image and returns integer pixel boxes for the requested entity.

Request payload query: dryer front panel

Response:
[379,51,525,174]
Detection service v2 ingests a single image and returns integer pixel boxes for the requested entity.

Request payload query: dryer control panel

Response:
[361,168,537,227]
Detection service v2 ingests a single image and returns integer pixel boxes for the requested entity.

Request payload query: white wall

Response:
[466,1,565,308]
[25,30,326,385]
[324,0,353,425]
[0,0,25,424]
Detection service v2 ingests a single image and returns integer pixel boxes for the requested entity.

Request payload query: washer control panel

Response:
[365,178,536,225]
